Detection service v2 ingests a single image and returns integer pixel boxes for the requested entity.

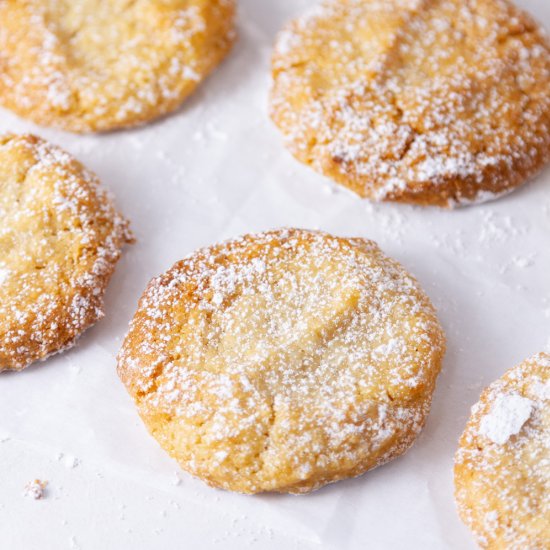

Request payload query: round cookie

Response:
[118,229,446,494]
[0,0,236,133]
[0,134,132,372]
[454,353,550,548]
[270,0,550,207]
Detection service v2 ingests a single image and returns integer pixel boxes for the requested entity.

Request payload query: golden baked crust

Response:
[0,134,132,372]
[0,0,236,133]
[454,353,550,549]
[270,0,550,207]
[118,228,446,494]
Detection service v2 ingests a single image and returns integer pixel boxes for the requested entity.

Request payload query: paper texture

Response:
[1,1,549,548]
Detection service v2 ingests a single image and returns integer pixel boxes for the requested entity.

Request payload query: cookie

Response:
[118,229,446,494]
[0,134,132,372]
[0,0,236,132]
[270,0,550,207]
[454,353,550,548]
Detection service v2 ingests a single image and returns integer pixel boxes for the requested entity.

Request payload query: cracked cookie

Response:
[454,352,550,549]
[270,0,550,207]
[117,228,446,494]
[0,0,236,132]
[0,134,132,372]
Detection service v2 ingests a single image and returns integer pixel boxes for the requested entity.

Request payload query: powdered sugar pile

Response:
[478,393,533,444]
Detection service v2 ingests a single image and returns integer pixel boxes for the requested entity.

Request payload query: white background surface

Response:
[1,1,549,548]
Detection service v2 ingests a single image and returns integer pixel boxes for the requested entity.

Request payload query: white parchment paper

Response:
[1,1,549,548]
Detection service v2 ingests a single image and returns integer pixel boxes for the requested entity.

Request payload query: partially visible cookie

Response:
[0,134,132,372]
[118,228,446,494]
[0,0,236,132]
[270,0,550,207]
[454,353,550,548]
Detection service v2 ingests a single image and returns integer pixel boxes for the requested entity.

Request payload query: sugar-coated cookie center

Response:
[0,138,89,304]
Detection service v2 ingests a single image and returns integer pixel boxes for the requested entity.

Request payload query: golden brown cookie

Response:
[0,0,236,133]
[0,134,132,372]
[118,228,446,494]
[454,353,550,549]
[270,0,550,207]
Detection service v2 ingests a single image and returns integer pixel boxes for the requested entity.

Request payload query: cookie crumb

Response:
[24,479,48,500]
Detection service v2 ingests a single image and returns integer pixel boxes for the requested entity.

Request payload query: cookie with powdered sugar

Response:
[0,134,132,372]
[118,228,446,493]
[270,0,550,207]
[0,0,236,132]
[454,352,550,548]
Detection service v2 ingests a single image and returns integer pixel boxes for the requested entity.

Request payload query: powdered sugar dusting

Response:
[118,229,445,493]
[0,267,9,285]
[478,393,533,444]
[0,0,236,132]
[455,352,550,548]
[0,134,132,371]
[270,0,550,206]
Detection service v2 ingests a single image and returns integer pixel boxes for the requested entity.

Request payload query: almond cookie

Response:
[118,229,446,494]
[0,134,132,372]
[454,353,550,549]
[270,0,550,207]
[0,0,236,133]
